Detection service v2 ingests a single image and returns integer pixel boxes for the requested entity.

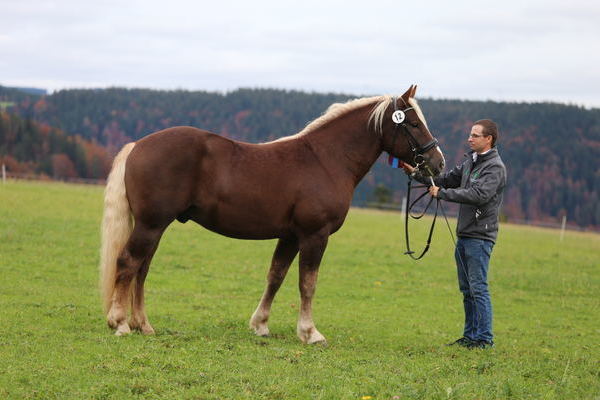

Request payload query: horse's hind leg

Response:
[129,235,163,335]
[107,223,165,336]
[250,237,298,337]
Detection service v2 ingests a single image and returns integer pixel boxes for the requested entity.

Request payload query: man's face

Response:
[468,124,492,153]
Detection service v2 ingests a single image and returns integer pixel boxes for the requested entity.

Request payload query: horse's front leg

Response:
[297,232,329,344]
[250,237,298,336]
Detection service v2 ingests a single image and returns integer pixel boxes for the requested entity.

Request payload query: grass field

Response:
[0,180,598,399]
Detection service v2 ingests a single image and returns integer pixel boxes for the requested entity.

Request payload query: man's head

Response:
[468,119,498,154]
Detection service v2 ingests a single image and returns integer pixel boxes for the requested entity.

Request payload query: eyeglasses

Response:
[469,133,487,138]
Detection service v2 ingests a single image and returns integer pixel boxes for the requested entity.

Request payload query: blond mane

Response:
[271,94,428,142]
[369,96,429,133]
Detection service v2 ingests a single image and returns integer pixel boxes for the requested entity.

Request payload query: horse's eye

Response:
[411,122,418,127]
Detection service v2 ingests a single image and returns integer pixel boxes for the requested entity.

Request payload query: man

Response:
[403,119,506,349]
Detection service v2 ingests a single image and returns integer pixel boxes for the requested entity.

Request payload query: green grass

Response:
[0,180,598,399]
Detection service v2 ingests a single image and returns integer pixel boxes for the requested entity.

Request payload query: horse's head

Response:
[373,85,445,176]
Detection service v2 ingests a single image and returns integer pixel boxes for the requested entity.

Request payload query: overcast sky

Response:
[1,0,599,107]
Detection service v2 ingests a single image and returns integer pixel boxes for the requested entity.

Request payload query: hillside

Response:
[0,111,111,180]
[1,85,599,228]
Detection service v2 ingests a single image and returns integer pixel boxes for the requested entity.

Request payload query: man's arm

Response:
[437,164,504,206]
[403,162,463,189]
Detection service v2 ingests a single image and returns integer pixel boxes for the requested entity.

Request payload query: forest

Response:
[1,85,598,228]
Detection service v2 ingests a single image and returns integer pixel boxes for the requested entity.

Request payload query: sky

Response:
[1,0,599,108]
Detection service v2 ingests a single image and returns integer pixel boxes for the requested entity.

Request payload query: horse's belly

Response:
[187,202,290,240]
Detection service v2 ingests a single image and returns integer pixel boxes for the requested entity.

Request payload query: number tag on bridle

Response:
[391,110,406,124]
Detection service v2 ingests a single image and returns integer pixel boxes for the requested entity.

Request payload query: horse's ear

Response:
[401,85,414,101]
[411,84,418,98]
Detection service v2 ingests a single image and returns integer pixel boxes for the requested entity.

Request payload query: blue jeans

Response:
[455,237,494,342]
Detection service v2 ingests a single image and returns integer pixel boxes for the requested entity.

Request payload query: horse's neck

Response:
[303,109,382,186]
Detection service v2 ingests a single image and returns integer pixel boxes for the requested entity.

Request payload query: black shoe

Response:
[467,339,494,349]
[446,337,474,347]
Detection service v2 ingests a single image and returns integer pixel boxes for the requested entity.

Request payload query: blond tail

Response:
[100,142,136,314]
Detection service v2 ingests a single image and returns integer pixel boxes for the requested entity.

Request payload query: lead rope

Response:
[436,194,469,280]
[404,176,439,260]
[438,196,456,247]
[404,176,463,262]
[403,176,460,263]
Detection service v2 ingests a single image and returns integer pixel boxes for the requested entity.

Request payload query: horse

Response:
[99,84,445,344]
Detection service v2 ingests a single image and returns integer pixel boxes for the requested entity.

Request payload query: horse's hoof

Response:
[114,322,131,336]
[107,319,118,330]
[251,327,270,337]
[140,325,155,335]
[252,325,270,337]
[249,314,270,337]
[306,332,327,345]
[130,318,155,335]
[298,327,326,345]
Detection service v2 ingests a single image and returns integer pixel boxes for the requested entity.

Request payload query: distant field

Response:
[0,180,598,399]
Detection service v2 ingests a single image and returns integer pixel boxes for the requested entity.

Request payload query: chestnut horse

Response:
[100,85,445,343]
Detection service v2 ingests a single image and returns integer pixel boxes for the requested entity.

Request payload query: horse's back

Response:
[124,127,228,224]
[131,125,228,158]
[124,126,350,238]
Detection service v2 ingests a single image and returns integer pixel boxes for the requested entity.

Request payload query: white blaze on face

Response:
[408,98,429,130]
[407,97,445,171]
[436,145,446,170]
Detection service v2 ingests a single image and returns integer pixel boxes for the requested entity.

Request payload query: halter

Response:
[388,97,439,171]
[385,97,442,260]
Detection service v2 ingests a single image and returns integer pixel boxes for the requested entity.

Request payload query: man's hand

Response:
[402,163,415,176]
[429,185,440,197]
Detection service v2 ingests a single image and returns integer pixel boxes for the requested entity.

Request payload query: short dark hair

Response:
[474,119,498,147]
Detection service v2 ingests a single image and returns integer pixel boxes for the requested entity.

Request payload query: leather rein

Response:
[387,97,453,260]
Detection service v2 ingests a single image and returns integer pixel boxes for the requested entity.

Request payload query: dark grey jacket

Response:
[416,148,506,243]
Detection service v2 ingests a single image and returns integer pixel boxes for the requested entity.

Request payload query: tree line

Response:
[1,85,598,228]
[0,110,111,180]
